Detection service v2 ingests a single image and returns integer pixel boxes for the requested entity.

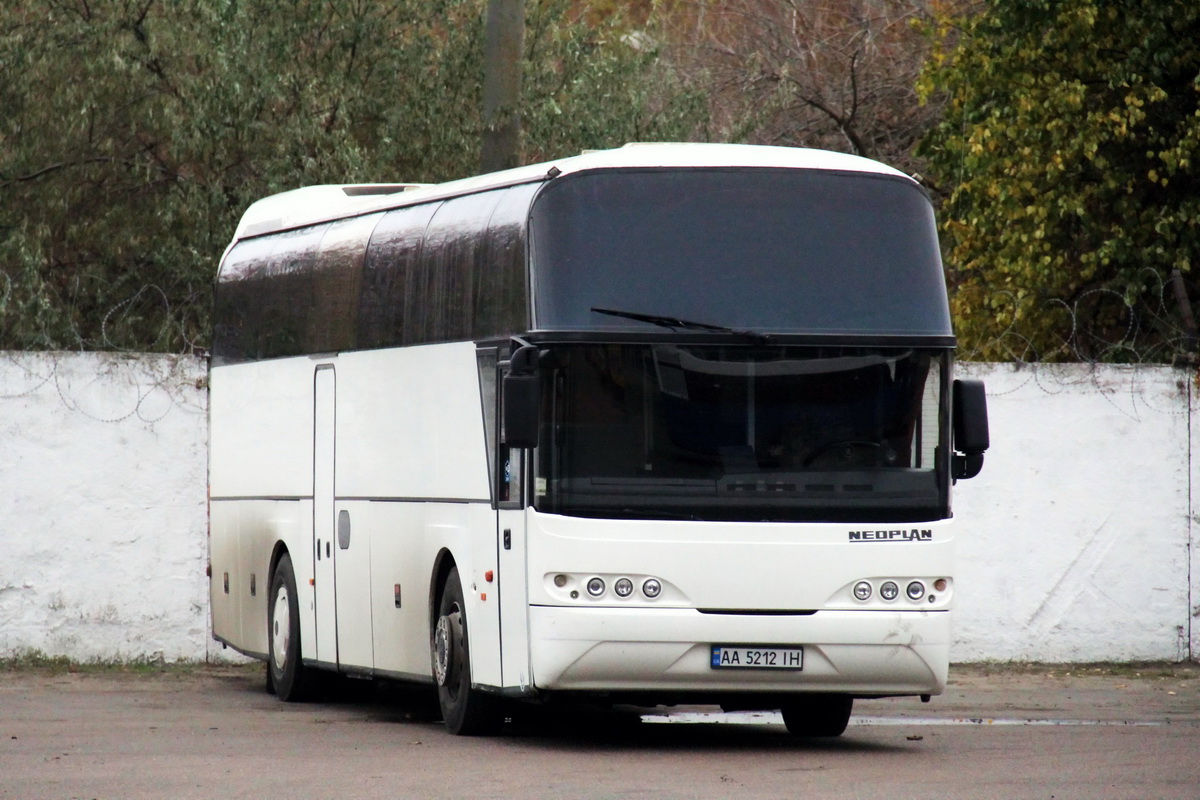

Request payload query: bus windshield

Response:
[532,344,947,523]
[529,168,952,339]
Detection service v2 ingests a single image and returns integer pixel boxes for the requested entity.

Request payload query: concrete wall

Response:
[0,352,214,662]
[955,363,1196,663]
[0,352,1195,663]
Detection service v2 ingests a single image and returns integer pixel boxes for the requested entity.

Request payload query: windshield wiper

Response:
[591,307,772,342]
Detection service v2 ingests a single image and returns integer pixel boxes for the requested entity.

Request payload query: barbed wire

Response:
[955,268,1198,368]
[0,350,206,426]
[2,268,1197,427]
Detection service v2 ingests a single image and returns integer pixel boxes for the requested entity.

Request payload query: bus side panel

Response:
[209,500,242,651]
[365,501,500,687]
[464,501,502,688]
[209,359,316,500]
[333,343,491,503]
[209,499,313,660]
[210,356,321,662]
[335,344,499,684]
[365,501,429,678]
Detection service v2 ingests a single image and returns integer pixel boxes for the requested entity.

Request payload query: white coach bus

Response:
[208,143,989,737]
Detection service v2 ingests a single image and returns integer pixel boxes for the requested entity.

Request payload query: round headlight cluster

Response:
[852,578,943,604]
[555,573,664,601]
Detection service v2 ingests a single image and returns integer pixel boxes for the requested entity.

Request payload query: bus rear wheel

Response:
[268,553,315,701]
[780,694,853,737]
[432,567,504,735]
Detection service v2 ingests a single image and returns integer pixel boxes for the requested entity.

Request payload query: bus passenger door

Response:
[313,364,338,666]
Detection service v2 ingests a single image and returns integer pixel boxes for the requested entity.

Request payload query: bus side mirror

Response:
[952,379,989,481]
[502,344,540,449]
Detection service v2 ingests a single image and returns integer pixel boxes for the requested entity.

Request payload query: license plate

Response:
[710,645,804,670]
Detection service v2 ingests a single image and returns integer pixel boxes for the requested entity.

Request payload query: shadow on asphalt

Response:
[220,665,904,751]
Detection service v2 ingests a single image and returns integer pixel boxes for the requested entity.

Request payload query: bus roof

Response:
[232,143,912,241]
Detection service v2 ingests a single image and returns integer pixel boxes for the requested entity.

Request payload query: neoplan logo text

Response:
[848,529,933,542]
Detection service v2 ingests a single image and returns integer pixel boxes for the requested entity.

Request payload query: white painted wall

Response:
[0,352,225,662]
[955,363,1195,662]
[0,353,1195,663]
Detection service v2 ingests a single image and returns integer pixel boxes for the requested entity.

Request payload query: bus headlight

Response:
[586,577,606,597]
[852,581,872,601]
[642,578,662,598]
[614,578,634,597]
[906,581,926,601]
[880,581,899,601]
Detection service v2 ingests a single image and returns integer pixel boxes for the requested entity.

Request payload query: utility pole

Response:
[481,0,525,173]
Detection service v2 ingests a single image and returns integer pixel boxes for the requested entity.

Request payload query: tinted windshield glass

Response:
[533,344,948,522]
[529,168,951,338]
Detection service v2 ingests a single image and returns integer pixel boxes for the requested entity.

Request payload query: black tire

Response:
[780,694,854,737]
[431,567,504,735]
[268,553,316,702]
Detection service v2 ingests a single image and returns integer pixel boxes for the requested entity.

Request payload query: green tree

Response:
[919,0,1200,362]
[0,0,704,353]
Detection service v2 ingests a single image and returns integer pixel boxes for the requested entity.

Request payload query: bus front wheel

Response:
[268,553,315,701]
[780,694,853,737]
[432,567,504,735]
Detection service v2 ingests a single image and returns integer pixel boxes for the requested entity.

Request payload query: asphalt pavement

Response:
[1,662,1196,799]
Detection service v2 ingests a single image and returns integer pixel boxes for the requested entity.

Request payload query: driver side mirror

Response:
[502,344,540,450]
[952,379,989,481]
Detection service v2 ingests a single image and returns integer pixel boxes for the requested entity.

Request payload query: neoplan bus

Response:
[208,143,989,737]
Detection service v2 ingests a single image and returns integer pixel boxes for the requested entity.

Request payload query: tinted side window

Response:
[216,183,539,361]
[213,235,275,362]
[419,191,507,343]
[358,202,440,348]
[214,216,381,362]
[213,224,329,362]
[309,214,382,354]
[358,186,534,348]
[474,182,538,339]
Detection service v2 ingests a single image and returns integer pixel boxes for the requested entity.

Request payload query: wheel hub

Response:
[433,615,452,686]
[432,608,464,688]
[271,586,290,672]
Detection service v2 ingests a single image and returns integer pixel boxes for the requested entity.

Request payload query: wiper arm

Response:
[590,307,771,342]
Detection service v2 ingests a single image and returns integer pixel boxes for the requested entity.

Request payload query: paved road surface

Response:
[1,663,1196,799]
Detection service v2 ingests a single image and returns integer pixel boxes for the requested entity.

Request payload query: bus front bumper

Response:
[528,606,950,698]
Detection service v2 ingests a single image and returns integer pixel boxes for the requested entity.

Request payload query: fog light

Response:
[906,581,926,601]
[642,578,662,598]
[586,577,605,597]
[614,578,634,597]
[853,581,872,601]
[880,581,899,601]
